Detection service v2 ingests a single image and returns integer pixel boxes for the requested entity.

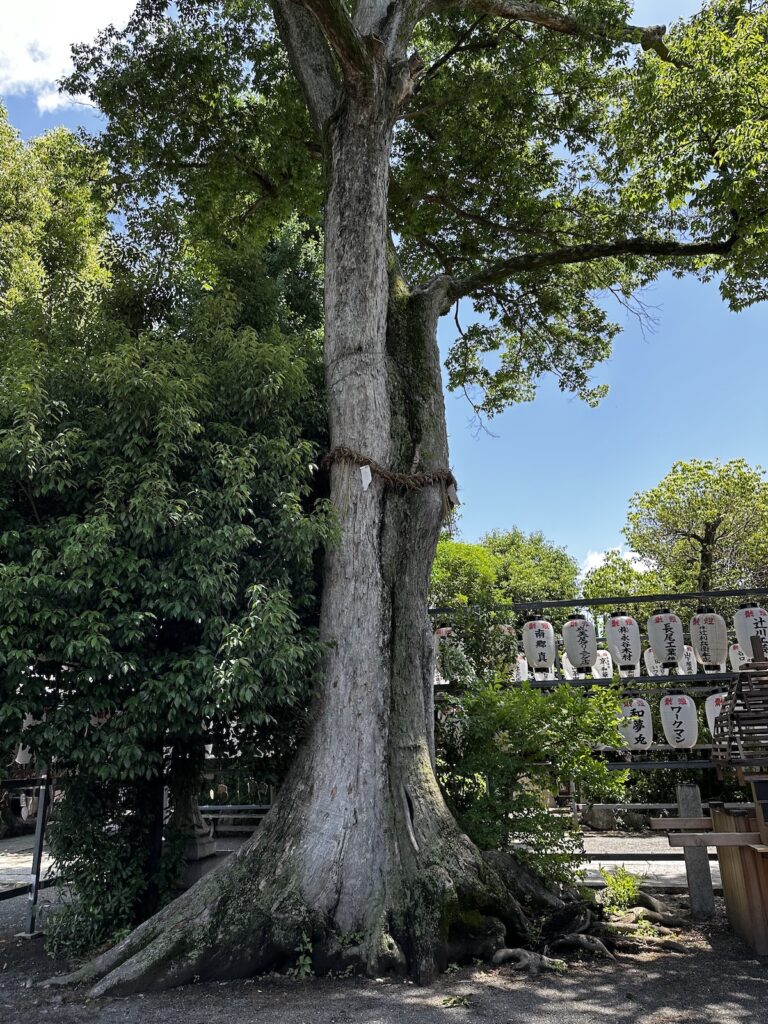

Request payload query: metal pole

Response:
[25,773,50,935]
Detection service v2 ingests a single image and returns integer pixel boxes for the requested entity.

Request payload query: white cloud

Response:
[579,547,652,578]
[0,2,136,112]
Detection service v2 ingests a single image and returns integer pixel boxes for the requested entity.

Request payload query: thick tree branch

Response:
[299,0,375,95]
[271,0,341,133]
[425,235,737,311]
[457,1,679,64]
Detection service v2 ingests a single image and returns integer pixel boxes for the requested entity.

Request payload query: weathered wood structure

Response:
[708,648,768,954]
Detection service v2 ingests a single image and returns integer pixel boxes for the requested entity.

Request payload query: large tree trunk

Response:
[47,85,538,1000]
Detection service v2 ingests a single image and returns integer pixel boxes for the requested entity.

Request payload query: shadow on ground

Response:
[1,893,766,1024]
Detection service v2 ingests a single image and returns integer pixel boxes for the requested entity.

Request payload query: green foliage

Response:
[598,865,642,912]
[581,550,671,603]
[44,780,175,959]
[432,530,620,879]
[0,109,330,953]
[288,931,314,978]
[431,528,579,675]
[436,659,627,882]
[624,458,768,591]
[431,529,578,609]
[482,529,579,608]
[61,2,768,423]
[442,995,471,1007]
[610,0,768,311]
[431,539,498,609]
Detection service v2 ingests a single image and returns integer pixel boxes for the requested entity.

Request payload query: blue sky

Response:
[2,0,764,573]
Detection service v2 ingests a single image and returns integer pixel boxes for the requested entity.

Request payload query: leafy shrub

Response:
[598,865,643,912]
[436,639,627,883]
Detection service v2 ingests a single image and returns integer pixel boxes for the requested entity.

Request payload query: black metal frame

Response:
[430,586,768,771]
[0,774,54,930]
[429,585,768,616]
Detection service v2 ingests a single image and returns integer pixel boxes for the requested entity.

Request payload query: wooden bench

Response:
[198,804,271,837]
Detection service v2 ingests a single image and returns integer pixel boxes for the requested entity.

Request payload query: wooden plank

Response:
[713,807,748,942]
[650,817,712,830]
[668,832,761,847]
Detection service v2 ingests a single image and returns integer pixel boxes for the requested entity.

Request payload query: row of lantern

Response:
[516,603,768,679]
[616,692,727,751]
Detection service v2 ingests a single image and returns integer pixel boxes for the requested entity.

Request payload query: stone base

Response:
[185,834,217,861]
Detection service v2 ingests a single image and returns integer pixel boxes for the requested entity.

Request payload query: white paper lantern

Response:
[522,618,557,674]
[514,654,529,683]
[705,692,728,736]
[617,697,653,750]
[605,612,641,673]
[643,647,667,677]
[677,644,697,677]
[562,614,597,673]
[729,642,748,671]
[733,604,768,662]
[659,694,698,748]
[591,649,614,680]
[690,609,728,670]
[647,610,685,668]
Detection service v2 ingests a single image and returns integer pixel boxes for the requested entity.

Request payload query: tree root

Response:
[635,890,671,915]
[39,811,689,996]
[634,908,690,929]
[491,948,567,973]
[601,935,690,955]
[40,815,544,996]
[549,933,616,960]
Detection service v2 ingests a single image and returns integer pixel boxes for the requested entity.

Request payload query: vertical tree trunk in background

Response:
[698,520,719,592]
[134,761,166,924]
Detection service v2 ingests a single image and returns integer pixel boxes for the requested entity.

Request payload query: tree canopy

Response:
[63,0,768,419]
[624,458,768,592]
[581,549,670,602]
[430,528,578,608]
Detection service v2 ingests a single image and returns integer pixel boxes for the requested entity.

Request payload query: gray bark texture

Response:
[45,2,580,996]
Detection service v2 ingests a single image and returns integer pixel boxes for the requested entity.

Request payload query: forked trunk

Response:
[47,88,538,1000]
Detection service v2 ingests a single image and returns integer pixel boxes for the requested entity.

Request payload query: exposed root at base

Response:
[41,843,622,996]
[491,948,567,974]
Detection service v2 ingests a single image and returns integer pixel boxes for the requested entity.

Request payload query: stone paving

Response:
[0,829,720,896]
[582,830,722,889]
[0,834,53,893]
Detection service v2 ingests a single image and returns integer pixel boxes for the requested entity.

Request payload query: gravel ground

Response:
[1,891,767,1024]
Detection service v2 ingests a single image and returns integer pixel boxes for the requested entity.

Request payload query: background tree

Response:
[430,528,578,672]
[0,109,331,953]
[581,550,670,602]
[624,459,768,592]
[430,528,578,609]
[50,0,768,992]
[483,529,579,608]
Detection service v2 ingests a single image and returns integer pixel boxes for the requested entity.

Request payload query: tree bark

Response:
[697,520,720,593]
[47,56,540,1001]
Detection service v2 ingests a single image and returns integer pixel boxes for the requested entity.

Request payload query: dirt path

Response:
[1,893,766,1024]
